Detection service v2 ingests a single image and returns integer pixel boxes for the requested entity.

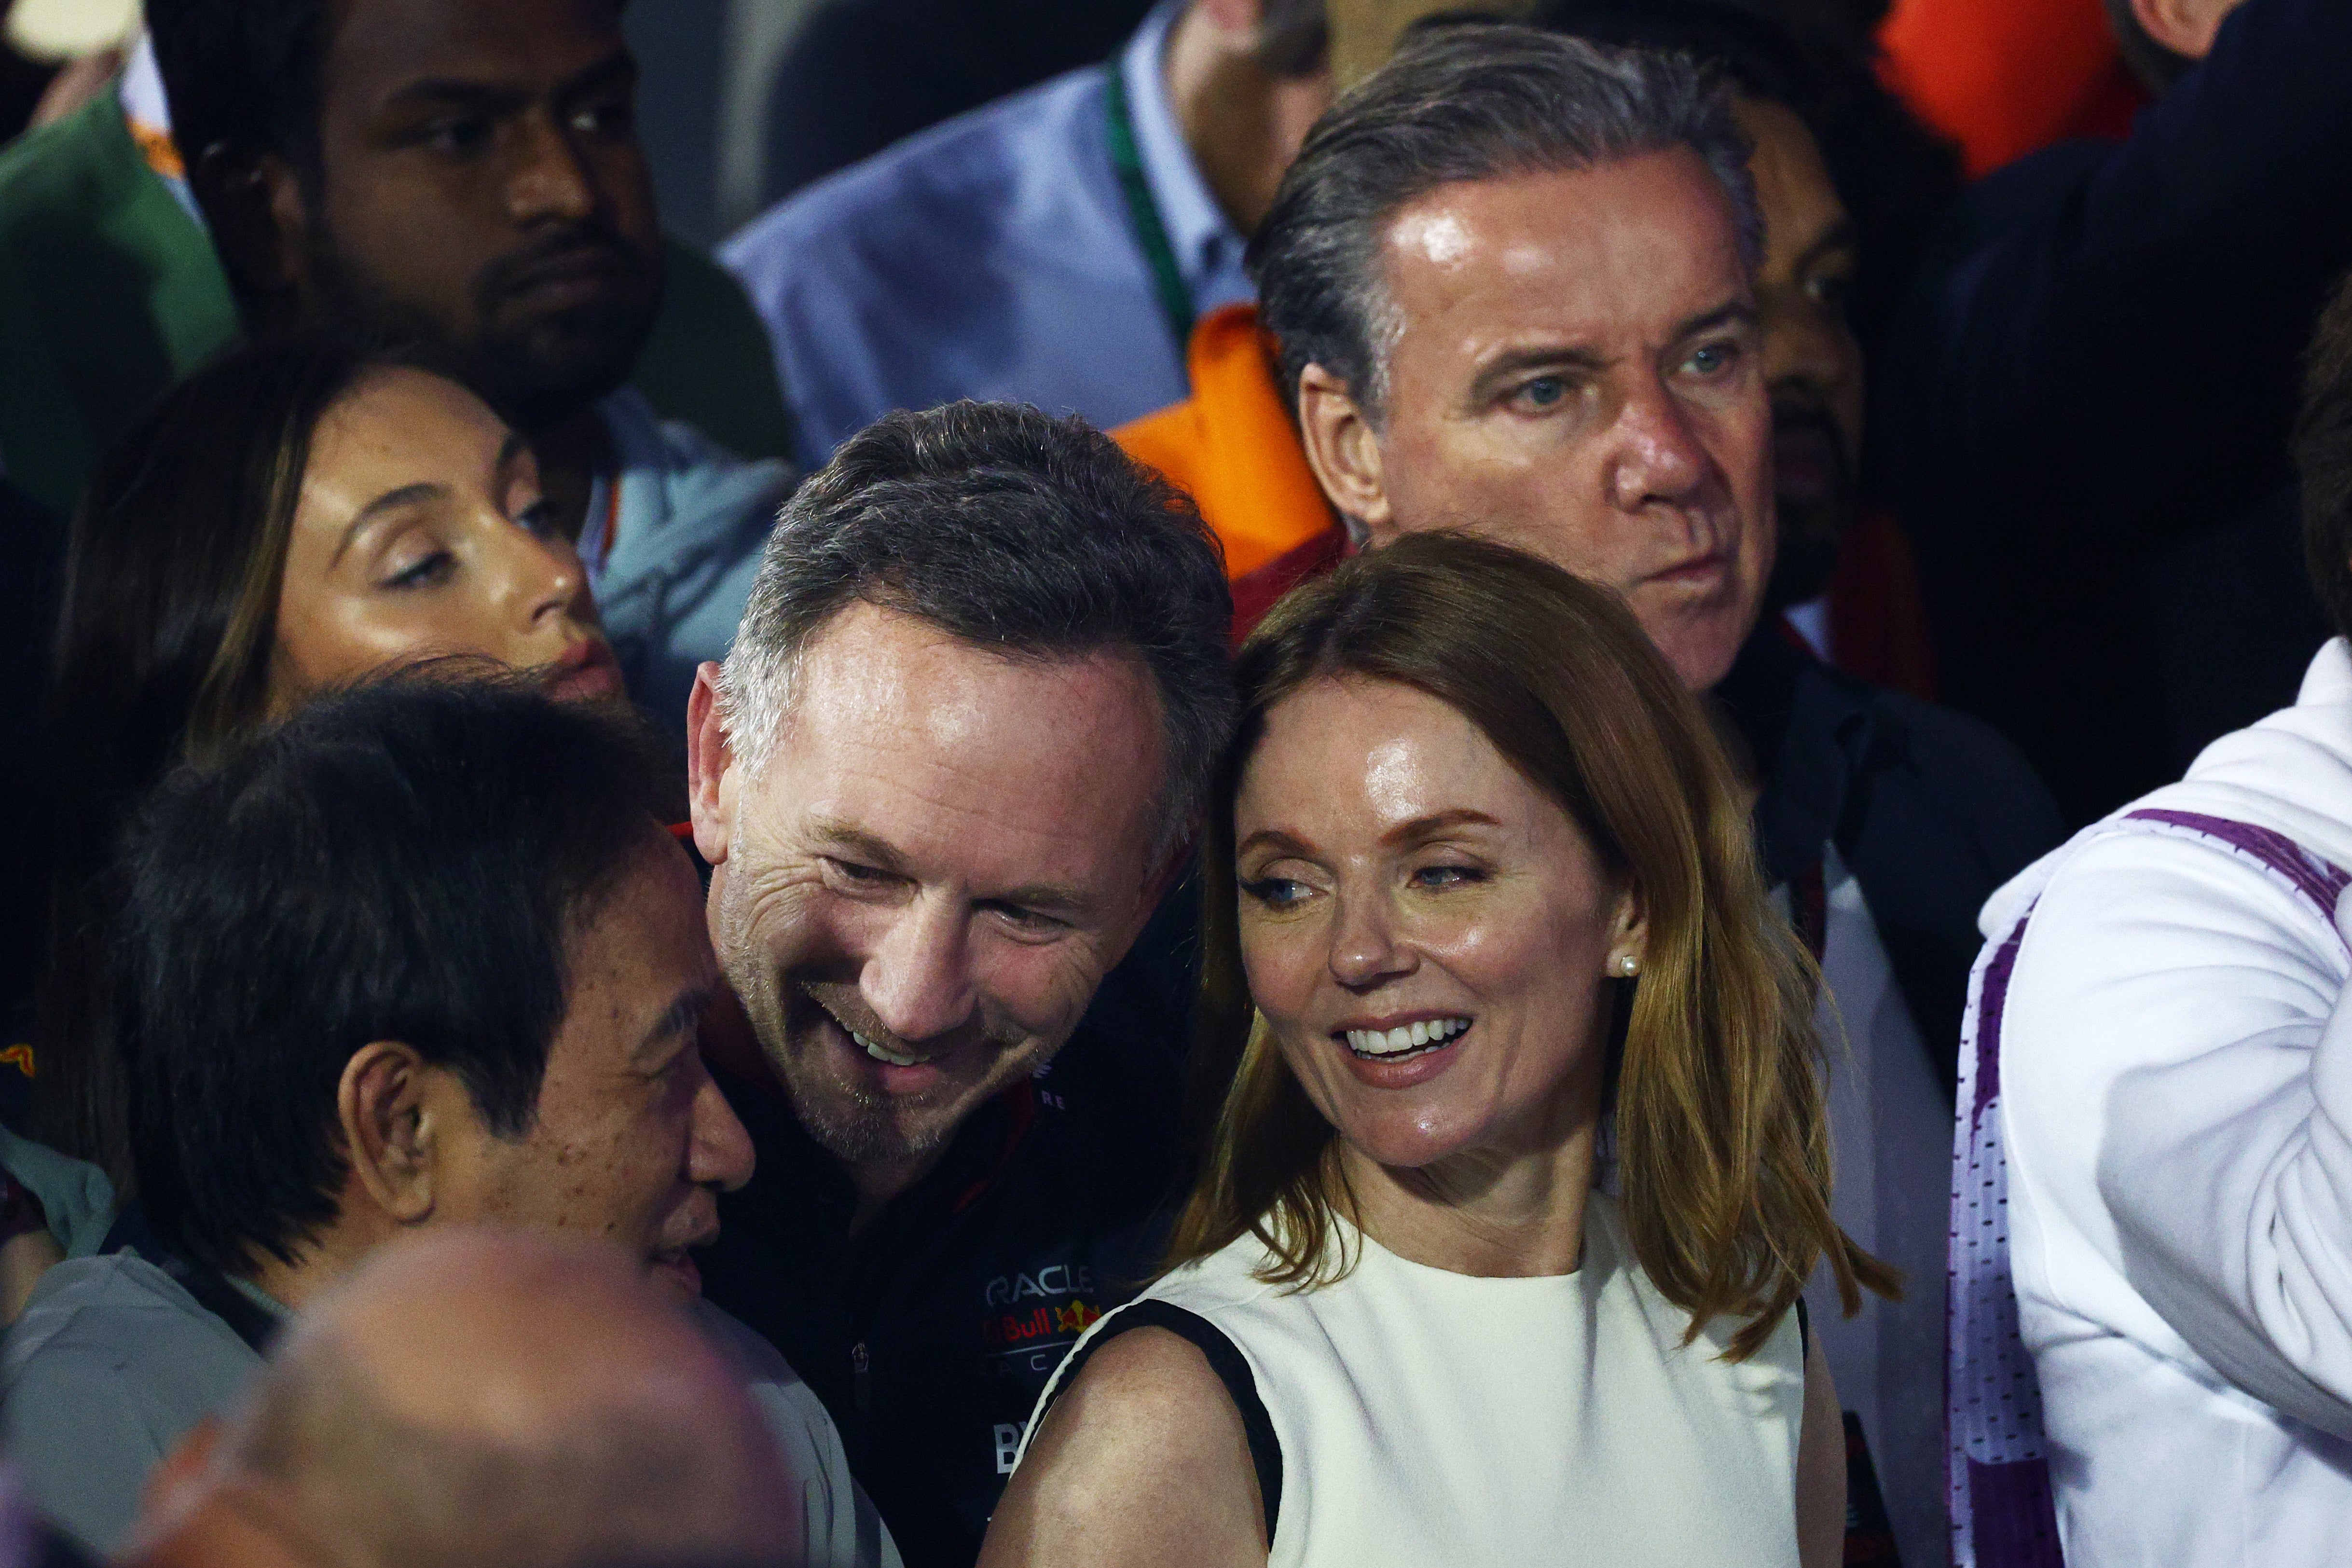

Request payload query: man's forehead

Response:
[563,835,719,1055]
[741,604,1167,892]
[323,0,628,103]
[789,602,1163,747]
[1379,151,1752,352]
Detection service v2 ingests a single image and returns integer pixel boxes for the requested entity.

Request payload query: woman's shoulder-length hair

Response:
[31,330,439,1174]
[1166,531,1894,1360]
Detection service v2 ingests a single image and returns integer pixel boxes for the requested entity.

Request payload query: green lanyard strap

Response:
[1102,58,1198,359]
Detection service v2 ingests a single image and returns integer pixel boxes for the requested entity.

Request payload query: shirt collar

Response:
[1118,0,1247,299]
[118,32,206,225]
[117,31,171,137]
[226,1272,291,1321]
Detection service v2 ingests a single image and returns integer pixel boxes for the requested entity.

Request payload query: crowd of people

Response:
[0,0,2344,1565]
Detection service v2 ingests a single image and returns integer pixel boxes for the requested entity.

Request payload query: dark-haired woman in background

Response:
[984,535,1893,1568]
[27,332,624,1195]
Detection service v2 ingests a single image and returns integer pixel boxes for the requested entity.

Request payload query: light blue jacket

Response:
[592,387,798,737]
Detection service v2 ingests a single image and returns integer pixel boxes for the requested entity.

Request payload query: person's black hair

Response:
[146,0,634,182]
[720,400,1235,854]
[2295,273,2352,641]
[31,330,438,1176]
[145,0,331,182]
[115,673,676,1278]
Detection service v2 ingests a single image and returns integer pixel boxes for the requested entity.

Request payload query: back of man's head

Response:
[717,400,1235,851]
[136,1228,796,1568]
[114,673,674,1280]
[1250,20,1761,420]
[145,0,325,179]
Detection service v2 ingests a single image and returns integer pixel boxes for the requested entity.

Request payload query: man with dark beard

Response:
[136,0,796,728]
[685,402,1233,1568]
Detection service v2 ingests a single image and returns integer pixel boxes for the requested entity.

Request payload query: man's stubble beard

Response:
[711,873,959,1172]
[302,229,658,433]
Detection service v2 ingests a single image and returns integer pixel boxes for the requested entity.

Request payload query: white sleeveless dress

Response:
[1017,1191,1805,1567]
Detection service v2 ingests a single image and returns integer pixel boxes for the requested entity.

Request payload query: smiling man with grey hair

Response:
[684,399,1233,1568]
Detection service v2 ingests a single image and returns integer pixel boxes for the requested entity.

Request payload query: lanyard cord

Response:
[1102,58,1197,359]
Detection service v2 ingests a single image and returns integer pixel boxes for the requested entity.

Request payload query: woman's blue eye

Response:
[517,498,563,538]
[1412,864,1482,889]
[1241,877,1309,908]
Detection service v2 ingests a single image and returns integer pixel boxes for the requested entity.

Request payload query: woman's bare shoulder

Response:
[977,1324,1267,1568]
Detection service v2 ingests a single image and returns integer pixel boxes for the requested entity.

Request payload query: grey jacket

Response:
[0,1251,897,1565]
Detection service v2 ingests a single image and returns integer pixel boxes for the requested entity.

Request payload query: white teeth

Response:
[1343,1018,1470,1057]
[852,1029,926,1068]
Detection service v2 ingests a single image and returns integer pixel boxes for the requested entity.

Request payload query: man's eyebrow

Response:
[330,482,446,568]
[379,78,531,116]
[1671,299,1761,341]
[806,817,1093,915]
[806,818,909,873]
[1468,342,1609,403]
[638,980,720,1061]
[982,880,1096,918]
[379,52,634,116]
[1791,218,1860,276]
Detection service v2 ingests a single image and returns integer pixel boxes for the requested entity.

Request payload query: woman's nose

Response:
[1326,891,1414,991]
[510,526,591,630]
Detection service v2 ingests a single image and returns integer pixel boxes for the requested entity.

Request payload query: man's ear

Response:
[1296,363,1394,536]
[2127,0,2243,60]
[336,1042,444,1227]
[188,140,312,307]
[687,662,740,867]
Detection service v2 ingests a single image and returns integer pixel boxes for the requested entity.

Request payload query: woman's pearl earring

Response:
[1612,953,1641,979]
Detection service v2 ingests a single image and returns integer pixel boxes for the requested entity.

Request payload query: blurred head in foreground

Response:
[123,1227,799,1568]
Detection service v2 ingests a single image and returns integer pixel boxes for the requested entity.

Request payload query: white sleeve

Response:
[690,1299,904,1568]
[743,1374,904,1568]
[2003,828,2352,1437]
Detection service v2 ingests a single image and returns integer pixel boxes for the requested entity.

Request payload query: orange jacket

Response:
[1114,303,1337,583]
[1877,0,2145,178]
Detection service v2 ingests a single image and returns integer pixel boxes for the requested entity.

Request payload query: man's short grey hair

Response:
[718,402,1236,855]
[1250,21,1765,422]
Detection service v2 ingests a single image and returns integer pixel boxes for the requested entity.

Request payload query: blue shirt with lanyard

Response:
[721,0,1253,472]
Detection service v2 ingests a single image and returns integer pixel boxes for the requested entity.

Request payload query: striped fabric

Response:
[1946,810,2352,1567]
